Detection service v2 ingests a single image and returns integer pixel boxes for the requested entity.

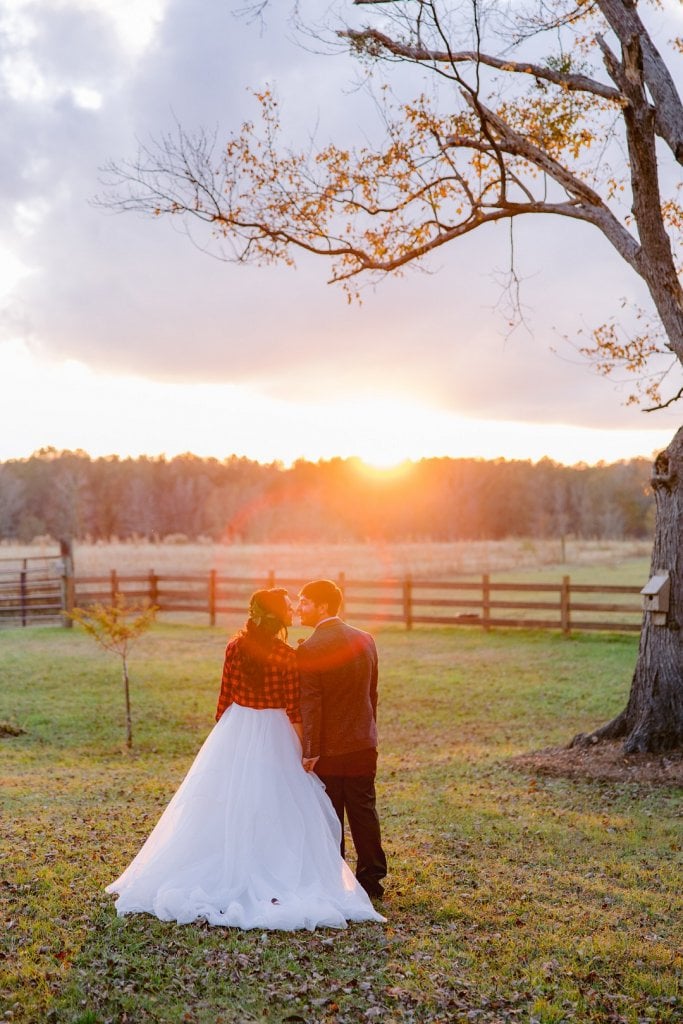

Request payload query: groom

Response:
[296,579,387,899]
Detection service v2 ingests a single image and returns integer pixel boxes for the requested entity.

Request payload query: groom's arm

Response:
[369,637,379,721]
[297,643,322,766]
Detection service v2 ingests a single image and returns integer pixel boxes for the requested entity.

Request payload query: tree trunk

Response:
[122,654,133,750]
[573,427,683,753]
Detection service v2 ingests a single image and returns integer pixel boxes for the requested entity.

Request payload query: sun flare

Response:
[354,456,413,477]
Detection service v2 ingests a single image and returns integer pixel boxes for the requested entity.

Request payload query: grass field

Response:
[1,622,681,1024]
[0,538,653,583]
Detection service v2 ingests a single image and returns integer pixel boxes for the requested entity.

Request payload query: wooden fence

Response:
[71,570,645,635]
[0,556,67,627]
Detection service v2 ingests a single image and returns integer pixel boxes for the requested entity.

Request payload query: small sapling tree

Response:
[71,594,158,750]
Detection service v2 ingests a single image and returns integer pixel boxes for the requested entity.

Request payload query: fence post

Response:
[20,563,27,627]
[209,569,217,627]
[482,573,490,631]
[267,570,275,589]
[561,575,571,635]
[110,569,118,604]
[149,570,158,607]
[337,572,346,615]
[59,538,75,628]
[403,574,413,630]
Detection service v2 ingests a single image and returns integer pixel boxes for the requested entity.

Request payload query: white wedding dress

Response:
[106,704,385,931]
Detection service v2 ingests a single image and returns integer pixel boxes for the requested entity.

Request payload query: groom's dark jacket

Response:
[297,617,378,761]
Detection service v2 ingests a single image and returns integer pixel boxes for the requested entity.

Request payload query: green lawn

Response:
[492,556,650,587]
[1,623,681,1024]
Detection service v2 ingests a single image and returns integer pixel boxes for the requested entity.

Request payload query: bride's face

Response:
[283,595,295,626]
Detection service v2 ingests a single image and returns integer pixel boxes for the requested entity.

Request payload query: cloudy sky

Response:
[0,0,681,467]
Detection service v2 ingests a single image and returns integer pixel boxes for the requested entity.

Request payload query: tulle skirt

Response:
[106,704,385,930]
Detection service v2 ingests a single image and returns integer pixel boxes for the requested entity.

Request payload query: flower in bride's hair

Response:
[249,597,267,626]
[249,597,281,627]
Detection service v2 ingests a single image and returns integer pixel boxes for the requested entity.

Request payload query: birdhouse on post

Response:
[640,572,671,626]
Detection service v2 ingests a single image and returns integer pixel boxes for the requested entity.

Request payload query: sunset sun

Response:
[354,455,413,476]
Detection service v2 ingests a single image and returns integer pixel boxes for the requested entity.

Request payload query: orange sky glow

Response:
[0,340,674,469]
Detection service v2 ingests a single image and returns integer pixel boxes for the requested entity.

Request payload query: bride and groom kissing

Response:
[106,579,388,931]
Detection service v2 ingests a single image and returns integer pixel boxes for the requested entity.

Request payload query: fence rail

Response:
[69,570,645,635]
[0,556,65,627]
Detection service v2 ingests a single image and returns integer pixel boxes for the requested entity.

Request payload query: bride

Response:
[106,588,385,931]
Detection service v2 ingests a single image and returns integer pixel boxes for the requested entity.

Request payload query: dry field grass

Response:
[0,537,653,582]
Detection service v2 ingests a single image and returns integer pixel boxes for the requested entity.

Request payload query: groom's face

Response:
[297,595,327,627]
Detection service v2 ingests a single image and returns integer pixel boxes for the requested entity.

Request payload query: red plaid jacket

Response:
[215,635,301,725]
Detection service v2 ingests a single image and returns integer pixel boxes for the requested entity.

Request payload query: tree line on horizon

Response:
[0,448,654,544]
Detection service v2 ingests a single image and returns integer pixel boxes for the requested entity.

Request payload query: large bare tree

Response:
[102,0,683,753]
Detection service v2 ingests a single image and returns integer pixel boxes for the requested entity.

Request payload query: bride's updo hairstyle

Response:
[245,588,289,640]
[238,588,290,686]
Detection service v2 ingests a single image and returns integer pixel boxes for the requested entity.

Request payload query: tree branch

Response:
[343,27,623,102]
[598,0,683,163]
[455,93,643,270]
[644,386,683,414]
[327,199,622,281]
[596,27,683,359]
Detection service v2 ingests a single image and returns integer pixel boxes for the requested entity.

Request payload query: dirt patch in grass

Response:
[0,720,26,737]
[511,739,683,787]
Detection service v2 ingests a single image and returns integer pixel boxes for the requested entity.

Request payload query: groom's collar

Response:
[314,615,340,629]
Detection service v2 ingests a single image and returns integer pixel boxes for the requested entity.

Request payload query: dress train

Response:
[106,705,385,930]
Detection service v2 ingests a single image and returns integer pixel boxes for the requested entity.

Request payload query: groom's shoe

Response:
[362,883,384,900]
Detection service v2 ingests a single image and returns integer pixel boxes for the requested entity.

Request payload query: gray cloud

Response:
[1,0,681,438]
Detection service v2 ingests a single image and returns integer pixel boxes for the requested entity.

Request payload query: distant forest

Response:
[0,449,655,543]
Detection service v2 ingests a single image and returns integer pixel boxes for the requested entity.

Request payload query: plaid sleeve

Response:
[282,647,302,725]
[216,639,239,721]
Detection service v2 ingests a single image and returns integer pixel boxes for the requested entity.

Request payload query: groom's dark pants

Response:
[316,772,387,898]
